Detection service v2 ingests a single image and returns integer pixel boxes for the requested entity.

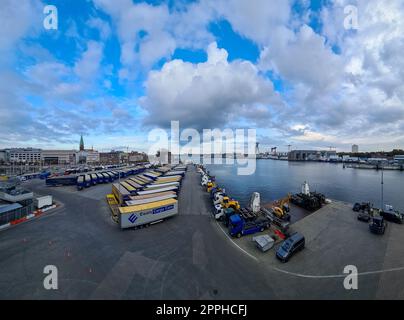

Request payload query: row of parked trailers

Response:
[45,166,146,190]
[110,165,188,229]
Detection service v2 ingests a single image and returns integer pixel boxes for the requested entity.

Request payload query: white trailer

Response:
[145,181,180,189]
[120,198,178,229]
[125,193,177,206]
[136,186,178,195]
[34,195,53,209]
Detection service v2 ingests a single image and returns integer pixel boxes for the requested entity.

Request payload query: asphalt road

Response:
[0,166,275,299]
[1,165,403,299]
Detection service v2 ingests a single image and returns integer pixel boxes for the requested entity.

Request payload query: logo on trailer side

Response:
[128,214,138,224]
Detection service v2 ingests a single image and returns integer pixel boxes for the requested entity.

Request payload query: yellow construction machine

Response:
[221,196,241,211]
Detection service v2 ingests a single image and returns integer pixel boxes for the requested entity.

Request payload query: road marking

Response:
[215,220,404,279]
[273,265,404,279]
[215,221,259,262]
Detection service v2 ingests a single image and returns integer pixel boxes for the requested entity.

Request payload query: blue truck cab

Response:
[210,187,223,199]
[77,175,85,190]
[90,173,98,185]
[84,174,92,188]
[228,214,270,238]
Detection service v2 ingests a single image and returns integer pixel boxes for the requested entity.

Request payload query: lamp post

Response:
[381,164,384,210]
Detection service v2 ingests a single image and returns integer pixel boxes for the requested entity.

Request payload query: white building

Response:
[42,150,77,165]
[7,148,42,164]
[352,144,359,153]
[86,149,100,164]
[76,149,99,164]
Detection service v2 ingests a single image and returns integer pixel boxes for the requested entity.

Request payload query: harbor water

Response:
[205,160,404,211]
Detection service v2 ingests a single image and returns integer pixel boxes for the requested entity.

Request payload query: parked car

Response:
[276,232,305,263]
[357,212,371,222]
[353,202,371,213]
[369,216,386,235]
[380,209,404,224]
[353,203,362,212]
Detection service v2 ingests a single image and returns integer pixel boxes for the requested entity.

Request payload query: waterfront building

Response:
[352,144,359,153]
[394,155,404,164]
[288,150,337,161]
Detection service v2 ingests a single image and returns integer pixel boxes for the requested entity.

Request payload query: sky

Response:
[1,0,404,152]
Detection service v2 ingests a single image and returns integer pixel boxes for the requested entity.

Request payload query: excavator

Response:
[206,181,217,193]
[221,196,241,211]
[270,194,291,221]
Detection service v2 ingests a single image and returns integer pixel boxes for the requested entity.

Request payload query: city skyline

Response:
[1,0,404,152]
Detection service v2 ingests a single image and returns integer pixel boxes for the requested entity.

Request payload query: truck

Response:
[206,181,216,193]
[210,187,224,199]
[369,216,386,235]
[77,175,85,190]
[228,214,270,238]
[380,205,404,224]
[261,207,290,232]
[34,195,53,209]
[213,204,235,222]
[119,198,178,229]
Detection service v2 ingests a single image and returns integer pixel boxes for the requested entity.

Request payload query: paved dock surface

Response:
[1,165,404,299]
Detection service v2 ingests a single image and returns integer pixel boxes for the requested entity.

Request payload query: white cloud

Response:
[87,17,111,41]
[74,41,104,80]
[0,0,42,53]
[259,24,343,91]
[141,42,280,129]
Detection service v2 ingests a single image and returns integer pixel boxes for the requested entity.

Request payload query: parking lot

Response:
[1,167,404,299]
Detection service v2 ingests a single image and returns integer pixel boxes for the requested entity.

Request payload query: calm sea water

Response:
[203,160,404,211]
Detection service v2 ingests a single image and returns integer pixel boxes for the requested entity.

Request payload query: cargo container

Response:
[155,176,182,184]
[120,181,137,194]
[112,183,131,205]
[129,191,177,201]
[34,195,53,209]
[136,186,179,195]
[145,181,180,189]
[46,175,78,186]
[125,179,143,190]
[137,175,153,183]
[143,172,161,180]
[119,198,178,229]
[125,193,177,206]
[164,170,185,177]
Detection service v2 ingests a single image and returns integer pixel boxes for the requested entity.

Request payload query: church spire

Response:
[80,135,84,151]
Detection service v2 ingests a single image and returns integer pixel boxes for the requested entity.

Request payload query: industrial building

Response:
[288,150,337,161]
[0,183,34,226]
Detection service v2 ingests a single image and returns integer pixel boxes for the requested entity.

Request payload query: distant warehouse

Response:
[394,155,404,164]
[288,150,337,161]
